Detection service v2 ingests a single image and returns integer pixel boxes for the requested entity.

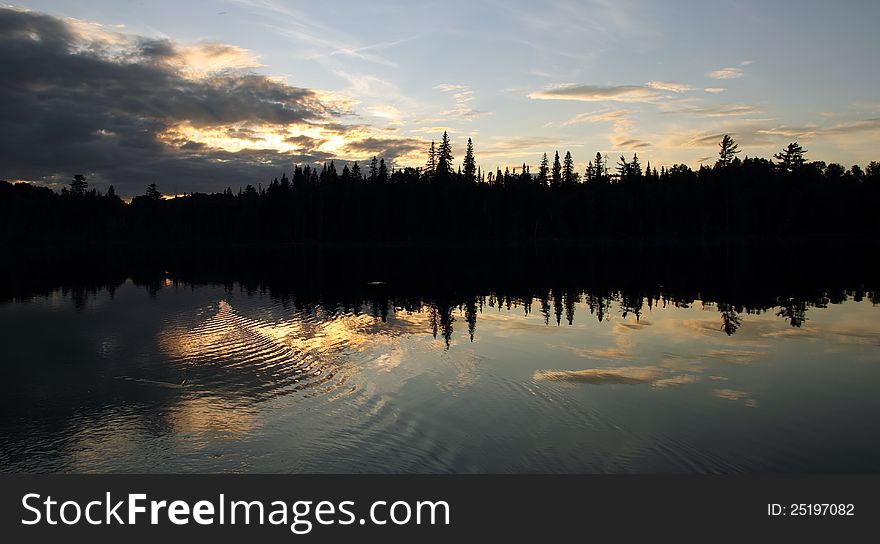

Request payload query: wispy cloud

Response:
[704,87,726,93]
[529,84,663,103]
[228,0,402,67]
[664,103,763,117]
[434,83,489,121]
[562,109,633,127]
[647,81,693,93]
[756,118,880,139]
[708,67,744,80]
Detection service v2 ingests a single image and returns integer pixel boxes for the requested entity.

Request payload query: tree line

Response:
[2,133,879,246]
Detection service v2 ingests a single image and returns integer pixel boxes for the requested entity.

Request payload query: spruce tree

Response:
[562,151,575,184]
[551,151,562,187]
[378,158,388,183]
[69,174,88,196]
[463,137,476,182]
[425,140,437,180]
[538,153,549,185]
[437,131,454,180]
[369,156,379,182]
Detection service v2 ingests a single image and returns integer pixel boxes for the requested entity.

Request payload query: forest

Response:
[2,134,879,246]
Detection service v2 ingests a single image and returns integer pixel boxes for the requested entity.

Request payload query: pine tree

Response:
[562,151,575,184]
[631,153,642,179]
[437,131,454,180]
[69,174,88,196]
[774,141,807,173]
[551,151,562,187]
[369,156,379,182]
[716,134,740,168]
[424,140,437,180]
[351,162,361,180]
[145,183,162,201]
[378,158,388,183]
[463,137,476,182]
[617,155,629,182]
[538,153,549,185]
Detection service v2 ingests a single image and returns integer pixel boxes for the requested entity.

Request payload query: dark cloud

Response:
[0,7,364,195]
[340,137,425,162]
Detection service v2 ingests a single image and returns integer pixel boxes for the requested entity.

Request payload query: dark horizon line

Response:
[5,135,879,198]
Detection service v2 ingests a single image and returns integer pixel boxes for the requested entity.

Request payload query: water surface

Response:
[2,254,879,473]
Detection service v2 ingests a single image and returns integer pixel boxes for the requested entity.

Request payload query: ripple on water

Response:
[159,300,358,403]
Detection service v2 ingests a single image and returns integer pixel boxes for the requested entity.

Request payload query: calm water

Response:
[2,274,880,473]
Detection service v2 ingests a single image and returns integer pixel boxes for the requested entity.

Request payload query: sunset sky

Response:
[3,0,879,195]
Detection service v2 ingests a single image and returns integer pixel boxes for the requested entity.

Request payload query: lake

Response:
[2,247,879,473]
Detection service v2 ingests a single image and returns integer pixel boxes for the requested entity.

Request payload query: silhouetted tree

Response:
[424,140,437,181]
[69,174,88,196]
[437,131,454,181]
[369,156,379,182]
[562,151,576,184]
[551,151,562,187]
[463,138,476,182]
[378,158,388,183]
[145,183,162,201]
[538,153,549,186]
[716,134,740,168]
[774,142,807,173]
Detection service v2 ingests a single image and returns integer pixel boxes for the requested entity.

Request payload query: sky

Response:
[2,0,879,195]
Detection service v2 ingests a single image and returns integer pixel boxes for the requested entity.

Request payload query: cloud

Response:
[339,137,425,162]
[529,84,663,103]
[704,87,726,93]
[756,118,880,139]
[435,83,489,121]
[674,118,880,150]
[0,7,417,195]
[611,137,651,150]
[708,67,744,80]
[647,81,693,93]
[562,109,633,127]
[559,108,650,150]
[665,104,762,117]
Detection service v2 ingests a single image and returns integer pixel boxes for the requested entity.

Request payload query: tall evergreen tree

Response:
[538,153,549,185]
[463,137,476,182]
[69,174,88,196]
[631,153,642,179]
[378,158,388,183]
[437,131,454,180]
[369,156,379,182]
[551,151,562,187]
[562,151,576,184]
[716,134,740,168]
[424,140,437,180]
